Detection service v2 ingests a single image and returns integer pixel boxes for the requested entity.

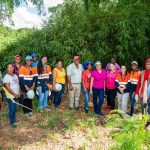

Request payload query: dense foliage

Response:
[105,112,150,150]
[0,0,150,71]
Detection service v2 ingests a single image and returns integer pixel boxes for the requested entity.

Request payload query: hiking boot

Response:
[14,121,20,125]
[44,108,51,112]
[29,112,33,116]
[24,113,30,117]
[84,108,88,114]
[10,123,17,128]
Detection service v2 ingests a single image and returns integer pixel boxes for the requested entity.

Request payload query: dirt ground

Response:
[0,92,116,150]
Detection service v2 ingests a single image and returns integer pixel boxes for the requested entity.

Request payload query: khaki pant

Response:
[69,84,81,108]
[117,92,129,112]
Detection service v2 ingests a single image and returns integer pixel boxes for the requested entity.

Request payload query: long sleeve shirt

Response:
[115,73,130,93]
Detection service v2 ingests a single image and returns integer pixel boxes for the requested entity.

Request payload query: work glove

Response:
[135,94,139,102]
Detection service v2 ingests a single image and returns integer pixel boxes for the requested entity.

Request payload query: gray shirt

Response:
[67,63,83,84]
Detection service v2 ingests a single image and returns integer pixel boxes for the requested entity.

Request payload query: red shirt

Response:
[82,69,91,89]
[135,70,150,94]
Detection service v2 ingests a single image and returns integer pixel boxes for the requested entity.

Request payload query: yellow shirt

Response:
[53,68,66,84]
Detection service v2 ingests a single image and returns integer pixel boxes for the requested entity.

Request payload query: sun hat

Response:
[83,62,93,69]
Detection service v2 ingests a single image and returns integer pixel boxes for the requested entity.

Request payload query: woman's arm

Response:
[90,78,94,95]
[5,83,19,99]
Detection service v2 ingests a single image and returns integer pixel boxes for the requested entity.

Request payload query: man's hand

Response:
[69,84,73,91]
[14,94,19,99]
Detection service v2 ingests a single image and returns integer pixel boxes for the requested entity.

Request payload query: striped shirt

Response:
[115,73,130,93]
[37,65,52,87]
[130,71,141,94]
[19,65,37,88]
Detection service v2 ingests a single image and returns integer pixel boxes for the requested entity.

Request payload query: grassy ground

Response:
[0,93,112,150]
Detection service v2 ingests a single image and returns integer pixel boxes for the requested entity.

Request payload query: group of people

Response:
[0,53,150,128]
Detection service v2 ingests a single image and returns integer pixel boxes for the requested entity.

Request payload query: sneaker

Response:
[24,113,30,117]
[29,112,33,116]
[10,123,17,128]
[44,108,51,112]
[14,121,20,125]
[84,108,88,114]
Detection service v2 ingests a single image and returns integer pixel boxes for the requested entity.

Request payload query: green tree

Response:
[0,0,44,24]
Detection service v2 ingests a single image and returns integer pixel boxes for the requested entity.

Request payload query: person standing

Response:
[115,65,130,112]
[82,62,93,113]
[129,61,141,116]
[19,56,37,117]
[53,59,66,108]
[13,55,22,76]
[90,61,106,115]
[67,55,83,110]
[37,56,52,112]
[3,64,20,128]
[106,57,120,71]
[105,63,119,110]
[135,58,150,114]
[31,53,39,67]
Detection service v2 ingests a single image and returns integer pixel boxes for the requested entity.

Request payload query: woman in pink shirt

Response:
[90,61,106,115]
[105,63,119,110]
[82,62,93,113]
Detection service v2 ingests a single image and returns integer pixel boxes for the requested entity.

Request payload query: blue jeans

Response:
[82,87,90,110]
[6,98,17,124]
[92,88,104,115]
[38,86,48,109]
[130,94,136,116]
[53,84,64,107]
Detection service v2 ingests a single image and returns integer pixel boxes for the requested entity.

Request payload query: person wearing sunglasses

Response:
[67,55,83,110]
[115,65,130,113]
[90,61,107,116]
[19,56,37,117]
[13,55,22,76]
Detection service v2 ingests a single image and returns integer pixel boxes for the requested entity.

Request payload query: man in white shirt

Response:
[3,64,20,128]
[67,55,83,109]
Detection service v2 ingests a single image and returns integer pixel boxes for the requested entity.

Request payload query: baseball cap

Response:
[31,53,37,57]
[73,56,80,61]
[95,61,101,66]
[25,55,32,61]
[15,55,21,60]
[131,61,138,66]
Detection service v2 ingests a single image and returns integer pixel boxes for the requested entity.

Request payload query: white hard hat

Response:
[55,83,62,91]
[48,90,51,96]
[26,90,35,99]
